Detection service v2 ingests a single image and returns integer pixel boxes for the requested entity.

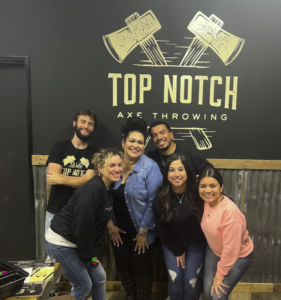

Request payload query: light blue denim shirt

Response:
[112,154,163,245]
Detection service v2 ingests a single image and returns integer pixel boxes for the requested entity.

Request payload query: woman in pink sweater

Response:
[199,168,254,300]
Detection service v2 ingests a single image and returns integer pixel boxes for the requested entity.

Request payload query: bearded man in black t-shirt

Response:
[45,109,97,232]
[147,121,213,176]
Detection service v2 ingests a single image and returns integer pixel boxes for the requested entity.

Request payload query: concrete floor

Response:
[105,292,209,300]
[105,293,281,300]
[105,291,168,300]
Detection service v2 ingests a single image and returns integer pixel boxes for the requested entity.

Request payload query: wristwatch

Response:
[138,229,148,236]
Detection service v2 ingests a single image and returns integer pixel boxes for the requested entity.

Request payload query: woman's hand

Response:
[134,232,149,254]
[176,252,186,269]
[211,276,229,298]
[107,221,126,247]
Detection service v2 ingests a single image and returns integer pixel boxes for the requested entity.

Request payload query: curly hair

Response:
[121,117,147,140]
[91,148,122,174]
[158,153,204,222]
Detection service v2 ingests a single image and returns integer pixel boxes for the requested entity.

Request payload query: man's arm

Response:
[46,163,95,189]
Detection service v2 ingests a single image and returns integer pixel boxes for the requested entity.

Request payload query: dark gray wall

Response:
[0,62,35,260]
[0,0,280,158]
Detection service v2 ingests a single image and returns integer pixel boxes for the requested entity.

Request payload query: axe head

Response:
[103,10,161,63]
[188,12,245,65]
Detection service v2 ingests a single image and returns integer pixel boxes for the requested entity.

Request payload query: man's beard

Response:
[158,139,173,153]
[75,125,93,141]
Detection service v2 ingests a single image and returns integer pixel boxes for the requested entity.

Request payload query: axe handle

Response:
[189,129,212,150]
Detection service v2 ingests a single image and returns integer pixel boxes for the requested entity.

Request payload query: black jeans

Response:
[112,230,156,279]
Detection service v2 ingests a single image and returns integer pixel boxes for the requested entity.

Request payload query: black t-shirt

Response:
[51,176,113,262]
[46,140,96,214]
[112,184,136,232]
[153,193,206,256]
[147,141,213,175]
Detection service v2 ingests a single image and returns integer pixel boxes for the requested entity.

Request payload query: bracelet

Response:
[138,229,148,236]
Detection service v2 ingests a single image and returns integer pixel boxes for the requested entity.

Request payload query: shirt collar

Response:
[131,154,144,173]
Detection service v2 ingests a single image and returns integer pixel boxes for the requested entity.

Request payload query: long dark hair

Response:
[158,153,204,222]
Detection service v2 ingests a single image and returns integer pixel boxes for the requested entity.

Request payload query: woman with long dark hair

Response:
[107,117,162,300]
[198,168,254,300]
[153,153,206,300]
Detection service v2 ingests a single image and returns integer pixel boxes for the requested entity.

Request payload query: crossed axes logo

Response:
[103,11,245,67]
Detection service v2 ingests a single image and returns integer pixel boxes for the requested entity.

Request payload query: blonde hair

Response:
[91,148,122,174]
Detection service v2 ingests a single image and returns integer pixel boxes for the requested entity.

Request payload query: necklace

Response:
[159,143,176,166]
[159,152,167,166]
[174,192,185,204]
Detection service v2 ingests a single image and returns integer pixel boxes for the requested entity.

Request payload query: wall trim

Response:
[32,155,281,170]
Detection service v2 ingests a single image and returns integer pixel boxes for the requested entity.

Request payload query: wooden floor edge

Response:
[32,155,281,170]
[105,281,278,293]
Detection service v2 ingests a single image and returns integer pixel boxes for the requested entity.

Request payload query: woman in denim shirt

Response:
[107,117,162,300]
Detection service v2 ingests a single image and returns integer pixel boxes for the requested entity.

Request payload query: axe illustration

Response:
[182,11,245,66]
[145,127,212,150]
[180,14,223,66]
[103,10,167,65]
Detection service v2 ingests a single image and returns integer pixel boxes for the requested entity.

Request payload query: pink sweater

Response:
[201,197,254,280]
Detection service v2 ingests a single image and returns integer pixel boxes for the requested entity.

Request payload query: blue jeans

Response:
[45,212,55,260]
[204,245,254,300]
[162,242,205,300]
[45,240,106,300]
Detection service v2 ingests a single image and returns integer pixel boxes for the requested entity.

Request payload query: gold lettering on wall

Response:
[180,75,192,104]
[109,73,238,110]
[139,74,152,104]
[124,74,136,105]
[108,73,122,106]
[164,75,177,103]
[225,76,238,110]
[195,76,208,105]
[210,76,222,107]
[104,10,245,151]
